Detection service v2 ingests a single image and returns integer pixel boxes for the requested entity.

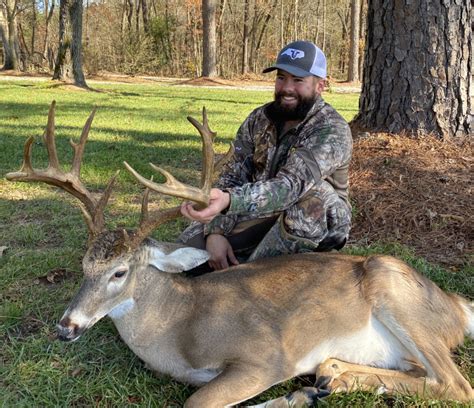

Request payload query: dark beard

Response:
[268,91,317,121]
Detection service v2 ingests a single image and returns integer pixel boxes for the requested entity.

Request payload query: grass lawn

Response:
[0,79,471,407]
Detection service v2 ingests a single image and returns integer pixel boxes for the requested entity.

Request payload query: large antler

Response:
[124,107,217,209]
[6,101,117,242]
[123,107,226,249]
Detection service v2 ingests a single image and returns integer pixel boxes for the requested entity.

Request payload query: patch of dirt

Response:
[177,77,235,87]
[34,268,75,286]
[10,314,45,340]
[349,132,472,267]
[0,71,362,93]
[174,75,274,88]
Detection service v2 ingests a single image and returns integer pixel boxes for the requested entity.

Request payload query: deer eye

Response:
[113,270,127,279]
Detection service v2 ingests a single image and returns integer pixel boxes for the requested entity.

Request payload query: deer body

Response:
[7,103,472,406]
[58,237,474,406]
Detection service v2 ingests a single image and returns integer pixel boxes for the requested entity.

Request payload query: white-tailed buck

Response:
[7,102,473,407]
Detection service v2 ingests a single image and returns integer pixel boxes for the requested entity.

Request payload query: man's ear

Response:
[315,77,325,94]
[148,247,210,273]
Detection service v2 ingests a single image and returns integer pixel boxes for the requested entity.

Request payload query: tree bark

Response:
[0,22,14,69]
[53,0,87,88]
[42,0,55,67]
[141,0,149,33]
[347,0,360,82]
[0,0,20,70]
[202,0,217,77]
[353,0,472,138]
[31,0,36,58]
[53,0,70,80]
[69,0,87,87]
[241,0,249,75]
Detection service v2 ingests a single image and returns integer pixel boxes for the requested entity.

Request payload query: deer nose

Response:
[56,317,81,342]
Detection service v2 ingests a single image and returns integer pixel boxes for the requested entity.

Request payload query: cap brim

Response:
[262,63,313,78]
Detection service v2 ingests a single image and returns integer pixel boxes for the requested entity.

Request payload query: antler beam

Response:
[6,101,116,242]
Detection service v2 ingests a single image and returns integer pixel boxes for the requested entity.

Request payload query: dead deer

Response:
[6,102,473,407]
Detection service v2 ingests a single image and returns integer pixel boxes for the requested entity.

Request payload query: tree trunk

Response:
[53,0,70,79]
[0,22,14,69]
[202,0,217,77]
[0,0,20,70]
[141,0,149,33]
[254,0,278,58]
[17,22,30,68]
[42,0,54,65]
[293,0,298,38]
[358,0,366,80]
[241,0,249,75]
[353,0,472,138]
[347,0,360,82]
[31,0,36,58]
[69,0,87,87]
[53,0,87,88]
[135,0,140,38]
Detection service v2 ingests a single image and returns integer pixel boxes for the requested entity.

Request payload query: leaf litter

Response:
[349,132,472,267]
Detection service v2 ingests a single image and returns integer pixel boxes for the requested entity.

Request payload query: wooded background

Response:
[0,0,365,80]
[1,0,472,138]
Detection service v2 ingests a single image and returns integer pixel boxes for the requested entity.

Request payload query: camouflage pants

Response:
[178,180,351,262]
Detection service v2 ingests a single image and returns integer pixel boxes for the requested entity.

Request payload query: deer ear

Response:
[148,247,210,273]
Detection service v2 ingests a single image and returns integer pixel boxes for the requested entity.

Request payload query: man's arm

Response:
[182,118,352,223]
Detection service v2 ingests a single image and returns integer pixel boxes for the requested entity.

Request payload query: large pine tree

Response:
[353,0,472,138]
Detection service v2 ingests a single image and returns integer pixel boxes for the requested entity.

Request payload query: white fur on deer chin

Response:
[108,298,136,319]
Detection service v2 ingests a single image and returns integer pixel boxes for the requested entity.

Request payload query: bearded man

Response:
[179,41,353,272]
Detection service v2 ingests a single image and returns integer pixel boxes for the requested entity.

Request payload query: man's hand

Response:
[181,188,230,224]
[206,234,239,270]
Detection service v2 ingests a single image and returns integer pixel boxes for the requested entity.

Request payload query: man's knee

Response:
[282,186,351,250]
[177,222,207,249]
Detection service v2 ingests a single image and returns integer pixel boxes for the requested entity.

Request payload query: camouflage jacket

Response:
[205,95,352,235]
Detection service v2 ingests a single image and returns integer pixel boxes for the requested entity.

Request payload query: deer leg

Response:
[245,387,330,408]
[183,365,281,408]
[315,358,426,395]
[316,358,473,402]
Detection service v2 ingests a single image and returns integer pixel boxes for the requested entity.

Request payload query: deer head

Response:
[6,101,220,341]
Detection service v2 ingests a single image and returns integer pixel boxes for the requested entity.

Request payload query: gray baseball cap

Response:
[263,41,327,79]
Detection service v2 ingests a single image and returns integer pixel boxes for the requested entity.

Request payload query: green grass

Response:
[0,79,471,407]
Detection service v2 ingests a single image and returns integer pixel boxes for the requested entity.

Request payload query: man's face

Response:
[273,70,324,120]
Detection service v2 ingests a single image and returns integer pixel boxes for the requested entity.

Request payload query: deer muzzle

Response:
[56,316,86,342]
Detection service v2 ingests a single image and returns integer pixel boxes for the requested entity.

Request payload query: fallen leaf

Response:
[70,367,83,377]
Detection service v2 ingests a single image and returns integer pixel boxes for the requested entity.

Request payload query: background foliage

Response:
[0,0,366,79]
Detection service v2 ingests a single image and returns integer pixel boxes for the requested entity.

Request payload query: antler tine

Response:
[123,161,209,208]
[18,136,35,174]
[43,100,61,170]
[70,108,97,177]
[128,187,182,249]
[187,107,217,193]
[6,101,115,242]
[214,144,234,176]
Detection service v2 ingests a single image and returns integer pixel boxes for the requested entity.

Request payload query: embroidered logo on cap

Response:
[281,48,305,60]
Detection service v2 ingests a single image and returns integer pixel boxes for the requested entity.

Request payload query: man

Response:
[179,40,352,272]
